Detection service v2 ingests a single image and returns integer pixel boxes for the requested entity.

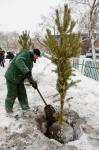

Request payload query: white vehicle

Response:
[86,48,99,59]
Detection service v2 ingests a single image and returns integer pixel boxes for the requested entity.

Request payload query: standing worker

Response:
[0,47,5,67]
[5,49,41,113]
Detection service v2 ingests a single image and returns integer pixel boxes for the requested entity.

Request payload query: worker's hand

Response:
[26,72,38,89]
[31,80,38,89]
[28,77,38,89]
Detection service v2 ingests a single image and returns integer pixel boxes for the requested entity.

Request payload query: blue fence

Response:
[72,58,99,81]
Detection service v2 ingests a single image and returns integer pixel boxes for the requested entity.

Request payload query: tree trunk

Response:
[60,95,64,124]
[91,35,96,60]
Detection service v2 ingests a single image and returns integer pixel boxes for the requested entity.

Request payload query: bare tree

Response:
[69,0,99,60]
[39,6,64,36]
[0,32,19,51]
[10,32,19,51]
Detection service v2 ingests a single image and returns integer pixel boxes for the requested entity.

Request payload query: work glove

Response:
[30,79,38,89]
[25,72,38,89]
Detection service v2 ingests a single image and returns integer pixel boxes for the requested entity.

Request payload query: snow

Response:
[0,57,99,149]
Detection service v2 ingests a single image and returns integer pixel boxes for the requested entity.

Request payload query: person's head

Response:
[33,49,41,62]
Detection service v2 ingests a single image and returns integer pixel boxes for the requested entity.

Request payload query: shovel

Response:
[36,88,56,123]
[37,88,47,106]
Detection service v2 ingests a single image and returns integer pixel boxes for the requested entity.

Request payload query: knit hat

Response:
[33,49,40,56]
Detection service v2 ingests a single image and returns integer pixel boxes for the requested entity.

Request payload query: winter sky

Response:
[0,0,67,34]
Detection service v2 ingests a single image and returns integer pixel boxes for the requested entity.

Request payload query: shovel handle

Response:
[37,88,47,106]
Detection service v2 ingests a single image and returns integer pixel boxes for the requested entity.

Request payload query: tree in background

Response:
[69,0,99,60]
[44,4,80,124]
[0,32,19,51]
[18,30,34,50]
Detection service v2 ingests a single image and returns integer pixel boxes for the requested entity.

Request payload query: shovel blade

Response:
[44,104,56,122]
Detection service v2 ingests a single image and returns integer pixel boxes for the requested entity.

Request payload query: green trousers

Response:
[5,79,29,112]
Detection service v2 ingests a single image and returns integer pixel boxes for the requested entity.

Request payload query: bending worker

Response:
[5,49,40,113]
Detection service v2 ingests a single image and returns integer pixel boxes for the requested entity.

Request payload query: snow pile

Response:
[0,57,99,149]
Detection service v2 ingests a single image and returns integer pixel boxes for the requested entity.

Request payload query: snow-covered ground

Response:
[0,57,99,150]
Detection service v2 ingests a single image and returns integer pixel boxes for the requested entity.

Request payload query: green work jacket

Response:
[5,50,33,84]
